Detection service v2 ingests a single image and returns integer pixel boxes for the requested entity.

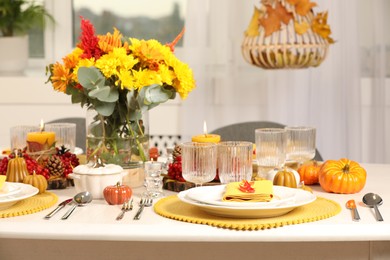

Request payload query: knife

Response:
[44,198,73,219]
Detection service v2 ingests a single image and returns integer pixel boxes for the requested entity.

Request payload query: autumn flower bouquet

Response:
[46,18,195,166]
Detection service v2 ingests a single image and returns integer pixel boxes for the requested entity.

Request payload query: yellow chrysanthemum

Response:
[130,69,162,90]
[171,61,196,99]
[129,38,165,66]
[50,62,72,93]
[158,64,175,86]
[98,28,124,53]
[96,48,138,79]
[63,47,83,69]
[117,69,135,90]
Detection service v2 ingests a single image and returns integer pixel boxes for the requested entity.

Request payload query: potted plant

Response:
[0,0,54,74]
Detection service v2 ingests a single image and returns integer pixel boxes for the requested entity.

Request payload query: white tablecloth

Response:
[1,163,389,260]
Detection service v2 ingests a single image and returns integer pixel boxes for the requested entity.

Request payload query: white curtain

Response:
[181,0,390,164]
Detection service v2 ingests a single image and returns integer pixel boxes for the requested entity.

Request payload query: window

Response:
[72,0,186,47]
[27,0,187,71]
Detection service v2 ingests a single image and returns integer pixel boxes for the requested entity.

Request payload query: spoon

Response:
[61,191,93,220]
[362,193,384,221]
[346,200,360,221]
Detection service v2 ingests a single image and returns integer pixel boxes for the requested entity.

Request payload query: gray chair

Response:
[47,117,86,152]
[210,121,323,161]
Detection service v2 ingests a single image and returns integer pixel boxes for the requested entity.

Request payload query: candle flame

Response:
[40,119,45,132]
[203,121,208,137]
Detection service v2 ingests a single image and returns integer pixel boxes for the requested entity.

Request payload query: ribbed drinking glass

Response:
[181,142,217,187]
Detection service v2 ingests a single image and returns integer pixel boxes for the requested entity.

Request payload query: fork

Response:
[133,197,153,220]
[116,199,133,220]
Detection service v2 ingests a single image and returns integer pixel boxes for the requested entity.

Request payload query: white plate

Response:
[0,182,22,198]
[178,186,316,219]
[186,185,296,208]
[0,183,39,210]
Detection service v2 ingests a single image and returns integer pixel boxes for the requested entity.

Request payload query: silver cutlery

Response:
[61,191,93,220]
[133,197,153,220]
[44,198,73,219]
[363,193,384,221]
[116,199,133,220]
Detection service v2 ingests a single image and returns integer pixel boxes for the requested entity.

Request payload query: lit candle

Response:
[26,120,56,152]
[191,121,221,143]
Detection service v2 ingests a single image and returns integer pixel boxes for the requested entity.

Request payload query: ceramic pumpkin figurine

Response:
[297,160,322,185]
[318,158,366,194]
[103,182,132,205]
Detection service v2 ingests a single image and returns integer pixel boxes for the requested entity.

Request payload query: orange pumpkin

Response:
[103,182,132,205]
[297,160,322,185]
[318,158,366,194]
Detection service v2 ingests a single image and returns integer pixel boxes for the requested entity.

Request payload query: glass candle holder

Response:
[46,123,76,152]
[10,125,40,150]
[143,161,164,198]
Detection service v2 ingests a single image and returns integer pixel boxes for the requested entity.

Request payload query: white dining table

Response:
[1,163,389,260]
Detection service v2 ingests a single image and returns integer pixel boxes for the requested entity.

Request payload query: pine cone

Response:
[172,144,182,161]
[47,156,64,177]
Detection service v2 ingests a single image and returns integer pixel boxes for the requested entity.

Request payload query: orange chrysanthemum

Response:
[98,28,124,53]
[50,62,72,93]
[63,47,83,69]
[134,40,164,70]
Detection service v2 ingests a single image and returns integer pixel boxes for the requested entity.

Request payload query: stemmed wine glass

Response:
[285,126,316,166]
[181,142,217,187]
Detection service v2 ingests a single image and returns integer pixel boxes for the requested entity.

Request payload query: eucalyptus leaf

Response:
[77,67,105,90]
[144,84,173,105]
[88,86,119,102]
[94,101,116,117]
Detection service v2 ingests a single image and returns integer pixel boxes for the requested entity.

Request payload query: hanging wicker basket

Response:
[242,0,332,69]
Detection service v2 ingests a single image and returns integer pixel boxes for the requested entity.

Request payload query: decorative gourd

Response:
[297,160,322,185]
[267,167,300,187]
[103,182,132,205]
[6,153,29,183]
[23,171,48,194]
[318,158,366,194]
[272,168,298,188]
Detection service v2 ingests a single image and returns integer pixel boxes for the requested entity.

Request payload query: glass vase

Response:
[85,109,150,169]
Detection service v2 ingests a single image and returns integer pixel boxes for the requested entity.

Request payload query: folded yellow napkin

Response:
[222,180,273,202]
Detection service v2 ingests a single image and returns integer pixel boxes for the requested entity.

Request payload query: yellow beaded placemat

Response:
[154,195,341,230]
[0,192,58,218]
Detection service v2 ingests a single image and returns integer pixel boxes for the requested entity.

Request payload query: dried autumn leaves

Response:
[245,0,334,44]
